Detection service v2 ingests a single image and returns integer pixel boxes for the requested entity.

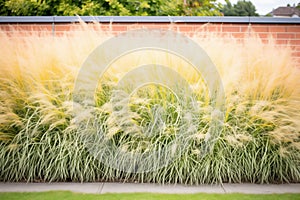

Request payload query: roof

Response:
[272,7,300,17]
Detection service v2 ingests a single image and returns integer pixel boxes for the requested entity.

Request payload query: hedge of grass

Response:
[0,23,299,184]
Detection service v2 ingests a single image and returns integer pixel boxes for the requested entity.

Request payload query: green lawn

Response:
[0,192,300,200]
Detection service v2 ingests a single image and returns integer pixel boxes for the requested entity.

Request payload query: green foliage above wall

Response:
[0,0,222,16]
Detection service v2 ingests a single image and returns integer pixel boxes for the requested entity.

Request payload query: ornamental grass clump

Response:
[0,23,299,184]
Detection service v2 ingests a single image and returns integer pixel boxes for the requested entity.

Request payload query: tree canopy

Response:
[222,0,259,16]
[0,0,222,16]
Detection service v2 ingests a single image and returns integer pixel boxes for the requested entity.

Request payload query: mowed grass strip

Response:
[0,192,300,200]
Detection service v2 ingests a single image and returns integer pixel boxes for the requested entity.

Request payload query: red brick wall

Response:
[1,22,300,64]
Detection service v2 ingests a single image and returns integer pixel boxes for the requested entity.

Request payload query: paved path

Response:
[0,182,299,194]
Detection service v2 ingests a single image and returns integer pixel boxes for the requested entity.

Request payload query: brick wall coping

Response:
[1,16,300,24]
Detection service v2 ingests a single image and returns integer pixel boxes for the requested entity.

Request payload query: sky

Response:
[217,0,300,15]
